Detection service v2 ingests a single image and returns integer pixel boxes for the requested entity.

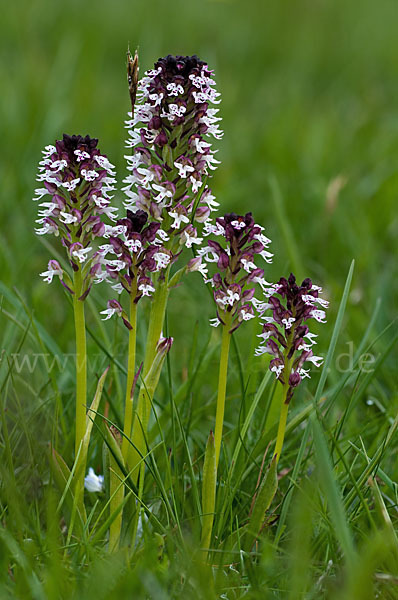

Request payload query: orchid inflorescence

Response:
[197,212,273,332]
[122,54,222,253]
[99,209,174,327]
[34,134,118,298]
[256,273,328,401]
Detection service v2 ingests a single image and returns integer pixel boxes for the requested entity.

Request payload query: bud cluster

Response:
[256,273,328,401]
[197,212,273,332]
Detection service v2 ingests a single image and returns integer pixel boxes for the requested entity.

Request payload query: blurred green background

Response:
[1,0,397,372]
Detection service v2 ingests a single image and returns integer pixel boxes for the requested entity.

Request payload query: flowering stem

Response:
[214,313,232,469]
[72,267,87,511]
[73,267,87,459]
[128,271,169,477]
[122,285,138,464]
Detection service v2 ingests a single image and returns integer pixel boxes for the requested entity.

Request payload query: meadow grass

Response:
[1,0,397,598]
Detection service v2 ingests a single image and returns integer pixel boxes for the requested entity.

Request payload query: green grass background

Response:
[1,0,397,598]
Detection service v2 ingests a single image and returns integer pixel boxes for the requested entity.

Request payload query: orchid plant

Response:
[33,51,328,558]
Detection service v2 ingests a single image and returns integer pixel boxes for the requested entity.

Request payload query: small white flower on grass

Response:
[84,468,104,492]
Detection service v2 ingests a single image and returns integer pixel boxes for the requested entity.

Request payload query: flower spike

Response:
[256,273,328,402]
[198,212,273,332]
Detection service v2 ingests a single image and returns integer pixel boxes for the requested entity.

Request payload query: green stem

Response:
[122,287,138,464]
[200,431,217,558]
[73,267,87,459]
[214,314,232,469]
[128,272,169,478]
[72,267,87,510]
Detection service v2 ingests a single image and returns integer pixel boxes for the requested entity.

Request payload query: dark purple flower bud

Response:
[289,371,301,388]
[156,336,174,356]
[217,252,229,270]
[195,205,211,223]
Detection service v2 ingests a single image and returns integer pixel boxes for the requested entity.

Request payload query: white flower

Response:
[94,155,116,173]
[257,331,273,342]
[40,261,63,283]
[282,317,296,329]
[231,220,246,230]
[101,205,118,221]
[254,346,267,357]
[240,308,255,321]
[311,309,327,323]
[139,281,155,296]
[271,364,284,378]
[81,169,99,182]
[255,232,272,247]
[168,210,190,229]
[74,149,90,162]
[153,183,174,203]
[35,222,59,236]
[241,258,257,272]
[209,317,221,328]
[166,82,185,96]
[193,138,211,153]
[84,468,104,492]
[251,298,272,312]
[103,224,127,238]
[189,176,202,193]
[155,229,170,244]
[37,202,58,217]
[111,283,124,294]
[62,178,81,192]
[201,191,219,212]
[71,246,92,263]
[59,211,78,224]
[106,259,125,272]
[33,187,49,201]
[168,103,187,118]
[302,294,329,309]
[182,231,203,248]
[124,238,142,253]
[203,221,224,237]
[304,332,318,345]
[298,368,310,379]
[50,159,68,171]
[126,130,142,148]
[306,355,324,367]
[154,252,171,270]
[260,249,273,263]
[148,92,164,106]
[174,160,195,179]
